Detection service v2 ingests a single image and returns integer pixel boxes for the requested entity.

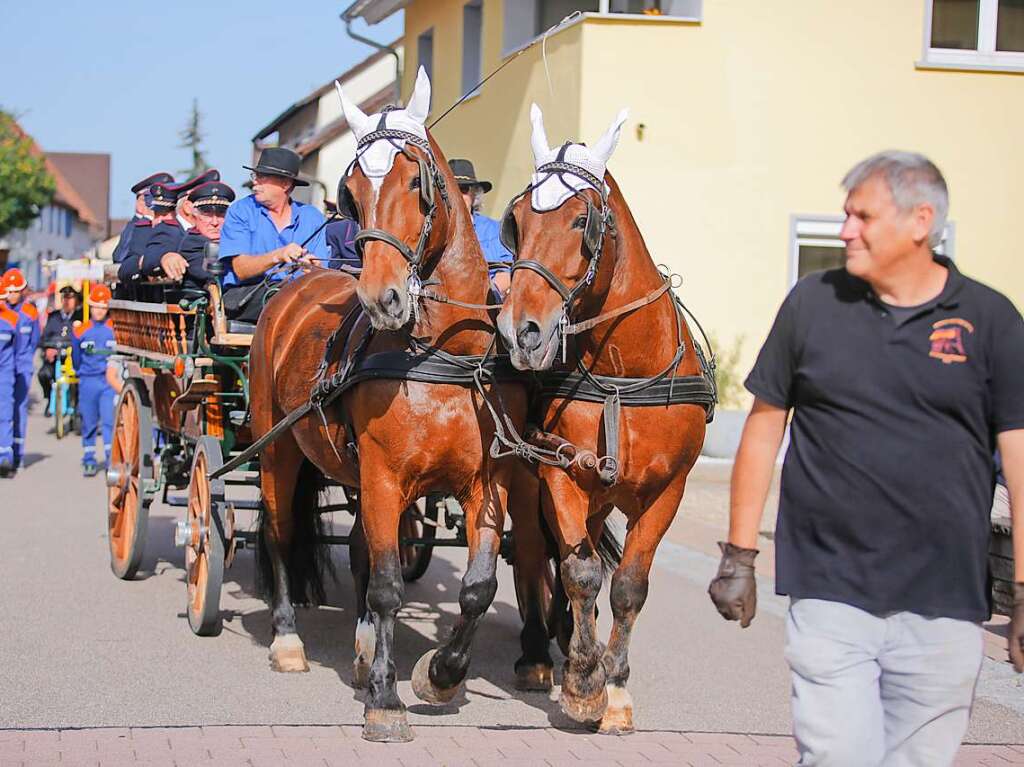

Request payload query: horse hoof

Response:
[560,686,608,723]
[515,663,554,692]
[411,649,459,705]
[269,634,309,673]
[352,659,371,689]
[362,709,413,743]
[598,685,635,734]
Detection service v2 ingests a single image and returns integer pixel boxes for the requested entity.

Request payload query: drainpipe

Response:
[342,15,402,106]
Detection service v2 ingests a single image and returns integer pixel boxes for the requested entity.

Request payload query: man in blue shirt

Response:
[219,147,328,322]
[450,159,513,298]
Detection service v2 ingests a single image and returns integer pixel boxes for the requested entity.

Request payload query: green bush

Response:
[0,110,55,239]
[707,333,745,410]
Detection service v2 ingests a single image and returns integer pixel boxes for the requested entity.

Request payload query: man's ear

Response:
[913,202,935,245]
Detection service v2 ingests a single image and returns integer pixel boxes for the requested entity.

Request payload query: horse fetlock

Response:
[597,684,635,735]
[362,707,413,743]
[411,649,461,705]
[269,633,309,673]
[561,654,607,721]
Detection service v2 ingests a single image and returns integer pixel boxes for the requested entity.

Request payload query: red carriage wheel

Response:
[106,382,153,580]
[184,436,226,636]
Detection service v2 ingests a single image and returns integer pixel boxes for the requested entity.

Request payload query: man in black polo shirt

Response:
[709,151,1024,766]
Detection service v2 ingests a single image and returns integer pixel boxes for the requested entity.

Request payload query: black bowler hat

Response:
[243,147,309,187]
[449,159,492,193]
[189,181,235,209]
[131,171,174,194]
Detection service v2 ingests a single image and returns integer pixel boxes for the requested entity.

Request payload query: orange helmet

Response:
[2,268,27,293]
[89,283,112,306]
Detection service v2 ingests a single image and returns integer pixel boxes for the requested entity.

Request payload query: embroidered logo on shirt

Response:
[929,318,974,364]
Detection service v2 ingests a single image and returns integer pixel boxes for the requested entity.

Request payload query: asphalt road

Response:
[2,405,1023,744]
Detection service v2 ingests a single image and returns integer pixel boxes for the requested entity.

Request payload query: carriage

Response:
[102,271,464,636]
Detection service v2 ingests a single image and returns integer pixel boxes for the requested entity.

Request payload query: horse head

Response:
[497,104,629,370]
[336,68,454,331]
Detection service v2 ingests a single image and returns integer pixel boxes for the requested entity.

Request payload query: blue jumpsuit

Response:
[9,300,40,466]
[0,306,18,467]
[72,319,116,467]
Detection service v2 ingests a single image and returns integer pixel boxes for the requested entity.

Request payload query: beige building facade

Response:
[346,0,1024,382]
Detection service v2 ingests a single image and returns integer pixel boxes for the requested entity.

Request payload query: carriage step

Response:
[228,410,248,428]
[164,493,188,507]
[227,499,263,511]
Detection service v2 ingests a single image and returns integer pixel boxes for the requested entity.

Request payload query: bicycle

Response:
[51,346,79,440]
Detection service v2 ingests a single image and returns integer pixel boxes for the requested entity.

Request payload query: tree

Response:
[178,99,209,178]
[0,110,55,239]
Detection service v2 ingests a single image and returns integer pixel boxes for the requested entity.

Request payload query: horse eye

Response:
[409,177,421,190]
[571,215,587,229]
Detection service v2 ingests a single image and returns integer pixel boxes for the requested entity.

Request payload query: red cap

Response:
[2,268,27,292]
[89,284,112,306]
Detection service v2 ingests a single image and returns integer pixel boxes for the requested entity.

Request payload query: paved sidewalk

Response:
[1,725,1021,766]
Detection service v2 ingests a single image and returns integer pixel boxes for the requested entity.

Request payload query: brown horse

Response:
[496,105,712,734]
[246,69,553,743]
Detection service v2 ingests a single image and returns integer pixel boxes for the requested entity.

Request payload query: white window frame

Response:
[502,0,701,58]
[789,214,957,288]
[919,0,1024,72]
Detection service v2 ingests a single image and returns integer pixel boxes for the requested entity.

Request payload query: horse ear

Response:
[405,66,432,125]
[530,103,551,166]
[336,80,371,139]
[592,108,630,167]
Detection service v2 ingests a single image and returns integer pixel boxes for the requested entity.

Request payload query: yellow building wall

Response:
[400,0,1024,385]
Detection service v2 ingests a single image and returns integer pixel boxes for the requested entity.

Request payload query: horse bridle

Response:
[338,109,451,295]
[500,148,618,359]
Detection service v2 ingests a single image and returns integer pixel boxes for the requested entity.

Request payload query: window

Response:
[417,27,434,95]
[462,1,483,97]
[64,208,72,238]
[789,216,955,286]
[923,0,1024,69]
[503,0,701,54]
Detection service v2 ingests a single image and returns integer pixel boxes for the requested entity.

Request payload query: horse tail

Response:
[255,459,335,605]
[595,523,623,579]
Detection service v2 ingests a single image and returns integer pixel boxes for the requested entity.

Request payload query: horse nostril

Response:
[516,320,542,353]
[382,288,401,314]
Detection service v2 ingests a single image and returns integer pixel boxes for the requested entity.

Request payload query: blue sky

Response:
[1,1,403,218]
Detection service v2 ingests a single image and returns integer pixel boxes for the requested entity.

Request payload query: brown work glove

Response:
[708,541,759,628]
[1011,582,1024,673]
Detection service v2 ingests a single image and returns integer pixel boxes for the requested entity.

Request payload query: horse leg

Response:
[358,476,412,742]
[413,478,505,704]
[508,463,555,691]
[598,478,685,735]
[544,470,608,723]
[348,493,374,689]
[260,436,309,672]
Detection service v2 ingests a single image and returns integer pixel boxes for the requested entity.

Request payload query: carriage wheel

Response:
[184,436,226,636]
[399,495,439,582]
[107,382,153,580]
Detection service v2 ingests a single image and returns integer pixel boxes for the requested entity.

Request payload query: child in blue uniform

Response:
[2,268,40,469]
[0,303,18,477]
[72,284,117,477]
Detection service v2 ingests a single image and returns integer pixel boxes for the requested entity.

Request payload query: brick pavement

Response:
[0,725,1020,766]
